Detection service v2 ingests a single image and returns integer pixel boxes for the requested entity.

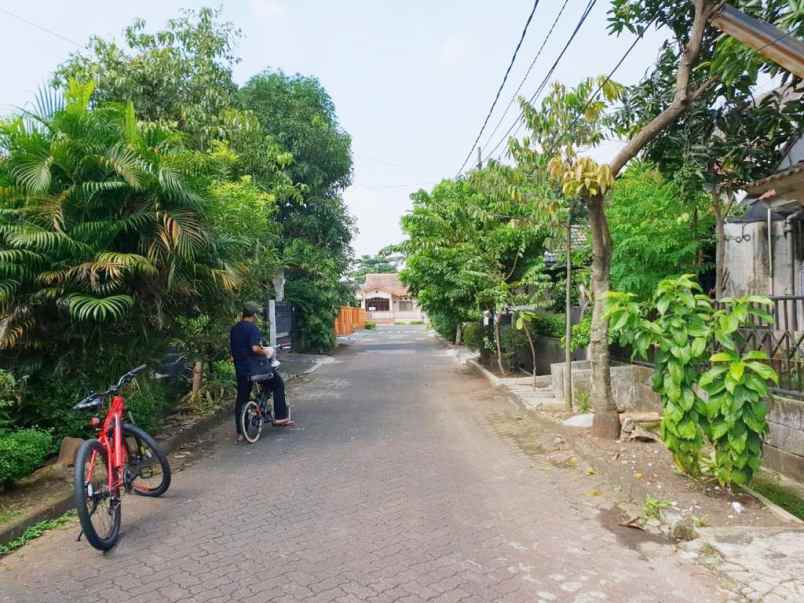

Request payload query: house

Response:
[723,136,804,300]
[722,135,804,481]
[357,273,426,323]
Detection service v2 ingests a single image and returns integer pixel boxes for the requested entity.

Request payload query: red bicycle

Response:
[72,365,171,551]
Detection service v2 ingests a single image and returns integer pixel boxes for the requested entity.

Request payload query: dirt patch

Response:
[598,505,668,551]
[486,403,789,533]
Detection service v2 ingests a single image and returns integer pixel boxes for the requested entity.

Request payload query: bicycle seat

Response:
[250,372,274,383]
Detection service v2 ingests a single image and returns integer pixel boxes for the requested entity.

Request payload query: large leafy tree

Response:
[402,165,550,372]
[540,0,804,438]
[55,7,241,149]
[0,81,235,356]
[240,70,352,196]
[607,162,713,299]
[241,70,355,352]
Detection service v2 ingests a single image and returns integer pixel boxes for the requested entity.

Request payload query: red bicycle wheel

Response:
[74,439,121,551]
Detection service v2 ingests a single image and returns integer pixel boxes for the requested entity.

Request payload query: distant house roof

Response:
[360,273,409,297]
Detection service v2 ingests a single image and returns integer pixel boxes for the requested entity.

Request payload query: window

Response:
[366,297,389,312]
[397,300,414,312]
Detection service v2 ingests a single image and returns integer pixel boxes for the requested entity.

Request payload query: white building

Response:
[357,273,426,323]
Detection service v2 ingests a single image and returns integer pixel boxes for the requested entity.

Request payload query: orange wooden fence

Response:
[334,306,367,336]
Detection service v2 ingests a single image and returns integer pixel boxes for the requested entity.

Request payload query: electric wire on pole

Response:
[485,0,598,162]
[455,0,542,176]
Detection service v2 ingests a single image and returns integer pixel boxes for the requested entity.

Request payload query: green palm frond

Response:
[77,180,129,204]
[156,210,208,260]
[5,228,90,254]
[33,86,65,121]
[0,306,33,350]
[102,144,144,189]
[10,154,53,193]
[64,293,134,322]
[95,252,157,274]
[0,280,19,302]
[0,248,47,265]
[29,286,65,302]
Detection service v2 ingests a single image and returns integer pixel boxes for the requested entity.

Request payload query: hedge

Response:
[0,429,53,486]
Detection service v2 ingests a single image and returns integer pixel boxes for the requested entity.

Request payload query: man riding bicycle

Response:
[229,302,292,442]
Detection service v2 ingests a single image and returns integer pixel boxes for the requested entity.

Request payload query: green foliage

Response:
[126,379,172,436]
[0,82,234,353]
[401,166,550,344]
[55,7,241,149]
[752,476,804,521]
[576,390,591,414]
[364,321,377,331]
[0,429,53,485]
[565,316,591,352]
[462,322,483,351]
[0,511,76,556]
[607,275,777,485]
[211,359,236,382]
[643,495,672,520]
[0,370,22,433]
[527,312,565,339]
[240,70,352,195]
[608,163,712,299]
[350,253,399,286]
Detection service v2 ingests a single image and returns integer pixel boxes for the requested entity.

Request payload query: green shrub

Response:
[429,313,459,341]
[462,322,483,351]
[211,359,236,381]
[529,312,565,339]
[565,315,591,351]
[364,321,377,330]
[0,370,22,434]
[125,380,171,435]
[0,429,53,485]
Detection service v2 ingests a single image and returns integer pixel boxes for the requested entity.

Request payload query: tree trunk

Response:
[522,320,537,388]
[455,322,462,345]
[588,195,619,439]
[712,190,726,299]
[191,360,203,401]
[564,213,573,411]
[494,312,506,376]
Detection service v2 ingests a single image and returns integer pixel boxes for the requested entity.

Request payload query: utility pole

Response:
[477,146,482,170]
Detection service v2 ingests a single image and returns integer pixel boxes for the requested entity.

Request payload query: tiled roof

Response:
[360,273,409,297]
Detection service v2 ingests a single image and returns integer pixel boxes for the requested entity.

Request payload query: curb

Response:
[467,358,504,388]
[0,368,312,549]
[740,484,804,526]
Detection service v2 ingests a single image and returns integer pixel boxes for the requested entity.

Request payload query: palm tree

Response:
[0,80,237,351]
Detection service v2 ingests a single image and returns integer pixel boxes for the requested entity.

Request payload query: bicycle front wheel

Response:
[123,423,171,497]
[240,400,264,443]
[74,439,121,551]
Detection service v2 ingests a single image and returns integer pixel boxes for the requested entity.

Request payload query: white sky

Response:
[0,1,670,256]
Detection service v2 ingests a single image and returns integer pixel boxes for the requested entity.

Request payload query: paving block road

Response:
[1,325,727,602]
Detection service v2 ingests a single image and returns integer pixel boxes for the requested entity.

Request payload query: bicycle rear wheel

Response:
[123,423,171,497]
[240,400,264,443]
[74,440,121,551]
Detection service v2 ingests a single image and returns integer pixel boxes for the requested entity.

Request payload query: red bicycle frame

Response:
[87,394,129,495]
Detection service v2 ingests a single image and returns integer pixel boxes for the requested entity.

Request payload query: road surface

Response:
[0,325,723,602]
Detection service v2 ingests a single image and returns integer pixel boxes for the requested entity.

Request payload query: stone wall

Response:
[550,360,661,412]
[765,395,804,481]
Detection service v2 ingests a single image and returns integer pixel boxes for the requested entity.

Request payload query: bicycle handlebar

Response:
[73,365,147,411]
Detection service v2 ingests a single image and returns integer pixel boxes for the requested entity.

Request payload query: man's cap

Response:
[242,301,262,317]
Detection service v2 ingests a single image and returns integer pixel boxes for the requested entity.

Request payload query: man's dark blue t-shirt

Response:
[230,320,262,376]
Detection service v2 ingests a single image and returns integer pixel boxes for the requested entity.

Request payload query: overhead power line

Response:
[455,0,542,176]
[0,7,83,48]
[486,0,598,161]
[480,0,572,156]
[570,18,656,135]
